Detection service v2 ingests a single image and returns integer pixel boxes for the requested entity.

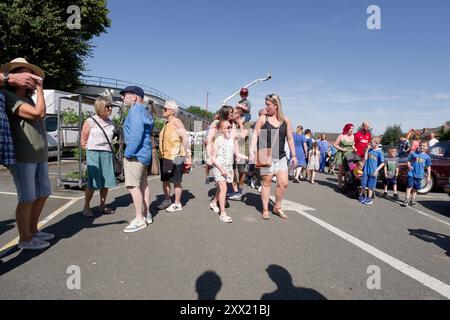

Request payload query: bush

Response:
[381,124,403,146]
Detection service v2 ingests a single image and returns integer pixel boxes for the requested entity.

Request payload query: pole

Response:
[221,74,272,106]
[206,92,210,112]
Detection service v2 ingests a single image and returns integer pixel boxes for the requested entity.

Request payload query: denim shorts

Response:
[361,173,377,190]
[260,157,288,176]
[9,162,51,203]
[407,176,423,190]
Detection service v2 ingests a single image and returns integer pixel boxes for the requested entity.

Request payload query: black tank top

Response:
[258,117,287,159]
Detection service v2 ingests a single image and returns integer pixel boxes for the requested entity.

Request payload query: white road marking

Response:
[0,175,160,257]
[408,207,450,227]
[0,191,79,200]
[275,197,450,299]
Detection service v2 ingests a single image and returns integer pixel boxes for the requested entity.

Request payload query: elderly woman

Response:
[81,96,117,216]
[2,58,52,250]
[157,100,192,213]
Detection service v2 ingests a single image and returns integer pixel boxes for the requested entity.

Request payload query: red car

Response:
[397,141,450,194]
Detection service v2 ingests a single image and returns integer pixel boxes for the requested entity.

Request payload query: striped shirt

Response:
[86,115,115,152]
[0,91,16,165]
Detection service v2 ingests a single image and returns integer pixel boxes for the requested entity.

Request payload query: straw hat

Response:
[1,57,45,79]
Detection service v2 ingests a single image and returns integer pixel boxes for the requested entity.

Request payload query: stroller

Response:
[343,153,362,198]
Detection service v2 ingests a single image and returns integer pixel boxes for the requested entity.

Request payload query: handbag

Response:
[160,125,175,175]
[90,117,122,177]
[256,124,281,168]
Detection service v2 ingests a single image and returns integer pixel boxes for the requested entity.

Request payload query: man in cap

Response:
[121,86,154,233]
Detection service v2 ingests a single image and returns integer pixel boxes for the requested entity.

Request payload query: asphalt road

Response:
[0,164,449,300]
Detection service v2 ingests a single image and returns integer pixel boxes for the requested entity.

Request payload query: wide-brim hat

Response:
[1,57,45,79]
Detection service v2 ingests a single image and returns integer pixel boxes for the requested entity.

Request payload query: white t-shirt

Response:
[86,115,115,152]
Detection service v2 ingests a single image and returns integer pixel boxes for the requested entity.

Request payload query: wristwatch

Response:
[1,72,9,86]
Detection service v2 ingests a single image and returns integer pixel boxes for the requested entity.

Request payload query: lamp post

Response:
[206,92,211,112]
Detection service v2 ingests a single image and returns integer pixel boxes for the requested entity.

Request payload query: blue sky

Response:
[86,0,450,135]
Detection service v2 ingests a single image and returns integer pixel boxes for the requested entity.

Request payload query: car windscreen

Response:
[429,144,449,157]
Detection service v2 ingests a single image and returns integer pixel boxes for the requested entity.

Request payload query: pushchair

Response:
[343,153,362,198]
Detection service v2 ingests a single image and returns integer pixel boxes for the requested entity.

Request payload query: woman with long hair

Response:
[333,123,357,187]
[249,94,297,220]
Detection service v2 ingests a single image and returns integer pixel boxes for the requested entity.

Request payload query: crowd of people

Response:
[0,49,434,250]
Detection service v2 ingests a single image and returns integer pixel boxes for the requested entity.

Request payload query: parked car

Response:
[396,141,450,194]
[444,176,450,197]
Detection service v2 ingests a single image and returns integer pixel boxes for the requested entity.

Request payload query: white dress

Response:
[307,150,320,171]
[212,135,234,183]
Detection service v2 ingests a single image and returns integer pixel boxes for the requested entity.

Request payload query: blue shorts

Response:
[9,162,51,203]
[407,176,423,190]
[383,176,397,186]
[361,173,377,190]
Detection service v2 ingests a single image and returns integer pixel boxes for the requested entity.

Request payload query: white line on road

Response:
[278,198,450,299]
[0,191,79,200]
[407,207,450,227]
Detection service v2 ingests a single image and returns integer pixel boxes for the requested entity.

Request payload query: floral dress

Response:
[212,135,234,183]
[334,137,354,166]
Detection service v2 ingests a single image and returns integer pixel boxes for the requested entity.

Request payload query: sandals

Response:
[273,207,288,219]
[219,213,232,223]
[82,209,94,217]
[262,210,270,220]
[100,206,115,214]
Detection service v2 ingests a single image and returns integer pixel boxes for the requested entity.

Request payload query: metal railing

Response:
[80,75,189,109]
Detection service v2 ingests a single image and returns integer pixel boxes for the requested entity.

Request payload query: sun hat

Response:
[1,57,45,79]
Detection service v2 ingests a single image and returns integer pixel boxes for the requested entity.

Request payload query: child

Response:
[238,88,252,123]
[382,147,399,199]
[307,141,320,184]
[210,120,247,223]
[401,141,431,207]
[352,160,364,179]
[359,137,384,205]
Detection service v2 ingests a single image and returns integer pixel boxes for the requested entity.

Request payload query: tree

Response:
[186,106,215,121]
[381,124,403,146]
[0,0,111,91]
[437,122,450,141]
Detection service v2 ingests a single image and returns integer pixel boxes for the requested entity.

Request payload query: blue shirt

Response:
[124,103,154,166]
[364,148,384,175]
[318,140,329,155]
[407,152,431,178]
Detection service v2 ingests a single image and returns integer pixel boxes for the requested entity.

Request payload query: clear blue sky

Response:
[86,0,450,135]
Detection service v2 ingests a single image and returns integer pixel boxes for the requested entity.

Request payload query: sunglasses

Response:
[266,94,276,99]
[106,105,113,109]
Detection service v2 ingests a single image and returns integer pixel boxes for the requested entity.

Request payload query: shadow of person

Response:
[150,190,196,219]
[241,192,263,214]
[261,265,327,300]
[0,219,16,236]
[0,212,127,276]
[408,229,450,257]
[196,271,222,300]
[417,201,450,218]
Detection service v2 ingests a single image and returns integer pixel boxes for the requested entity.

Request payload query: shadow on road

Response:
[408,229,450,257]
[0,212,126,276]
[417,201,450,219]
[0,219,15,237]
[261,264,327,300]
[196,271,222,300]
[150,190,196,219]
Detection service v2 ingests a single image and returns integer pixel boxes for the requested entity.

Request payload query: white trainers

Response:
[123,218,147,233]
[157,199,172,210]
[18,237,50,250]
[146,213,153,224]
[166,203,182,213]
[219,213,232,223]
[210,202,220,213]
[33,230,55,241]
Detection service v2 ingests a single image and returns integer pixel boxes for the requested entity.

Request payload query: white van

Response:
[33,90,120,158]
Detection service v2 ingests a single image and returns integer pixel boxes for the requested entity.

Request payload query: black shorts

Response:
[160,157,184,183]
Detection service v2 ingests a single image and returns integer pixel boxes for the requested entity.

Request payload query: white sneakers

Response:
[166,203,182,213]
[123,218,147,233]
[146,213,153,224]
[210,202,220,213]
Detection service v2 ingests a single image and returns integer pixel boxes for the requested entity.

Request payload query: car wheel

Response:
[417,175,434,194]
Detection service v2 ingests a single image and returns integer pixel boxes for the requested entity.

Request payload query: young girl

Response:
[210,120,247,223]
[307,141,320,184]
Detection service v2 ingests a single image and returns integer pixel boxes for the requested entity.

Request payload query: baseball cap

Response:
[119,86,145,99]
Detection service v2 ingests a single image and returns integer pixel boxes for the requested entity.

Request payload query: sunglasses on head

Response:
[266,94,276,99]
